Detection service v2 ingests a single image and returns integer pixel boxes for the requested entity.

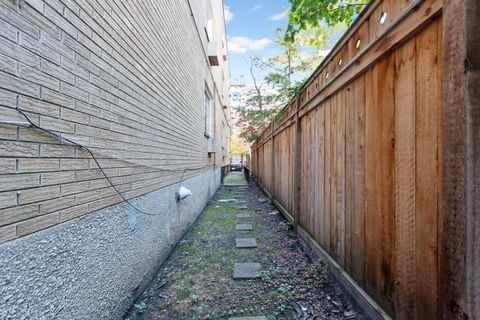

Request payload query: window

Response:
[205,0,213,41]
[204,89,213,137]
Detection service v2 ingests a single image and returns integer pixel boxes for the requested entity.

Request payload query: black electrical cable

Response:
[15,107,212,216]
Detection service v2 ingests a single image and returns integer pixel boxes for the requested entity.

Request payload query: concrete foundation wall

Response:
[0,169,221,320]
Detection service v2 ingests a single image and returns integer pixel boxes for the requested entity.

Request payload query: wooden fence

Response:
[250,0,447,318]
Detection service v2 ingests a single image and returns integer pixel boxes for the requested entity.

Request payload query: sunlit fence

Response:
[250,0,447,318]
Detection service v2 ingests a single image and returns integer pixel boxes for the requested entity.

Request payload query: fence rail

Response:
[250,0,445,318]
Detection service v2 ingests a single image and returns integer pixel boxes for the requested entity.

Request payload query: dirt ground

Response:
[125,172,366,320]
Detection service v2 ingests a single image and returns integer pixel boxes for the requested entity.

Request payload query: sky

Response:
[223,0,292,85]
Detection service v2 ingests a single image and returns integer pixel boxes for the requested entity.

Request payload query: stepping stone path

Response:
[233,262,260,279]
[229,174,266,318]
[236,224,252,231]
[236,238,257,248]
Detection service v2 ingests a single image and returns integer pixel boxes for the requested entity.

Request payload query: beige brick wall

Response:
[0,0,230,243]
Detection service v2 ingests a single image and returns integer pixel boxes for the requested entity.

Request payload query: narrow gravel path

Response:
[125,172,366,320]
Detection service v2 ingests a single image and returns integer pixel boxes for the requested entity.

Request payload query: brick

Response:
[0,3,40,39]
[0,191,16,209]
[75,168,103,181]
[64,34,90,60]
[0,87,16,108]
[0,18,18,42]
[44,4,77,38]
[41,116,75,133]
[39,195,74,214]
[18,95,61,117]
[90,74,110,92]
[18,127,60,144]
[0,158,16,174]
[0,173,40,192]
[40,144,76,157]
[18,185,60,204]
[41,59,76,85]
[64,8,91,38]
[0,224,16,243]
[77,77,100,96]
[0,204,40,225]
[61,82,89,102]
[75,123,99,137]
[61,107,90,124]
[88,194,121,211]
[75,189,99,204]
[60,181,89,195]
[21,2,61,40]
[58,203,89,221]
[0,141,39,157]
[89,116,111,129]
[23,0,45,14]
[44,0,64,14]
[18,158,60,172]
[0,70,40,97]
[41,171,75,185]
[60,133,89,146]
[19,64,60,91]
[16,212,59,236]
[20,33,61,65]
[61,57,89,80]
[89,178,110,190]
[0,124,18,140]
[0,53,16,74]
[41,87,75,108]
[60,158,89,170]
[76,54,100,76]
[89,138,110,148]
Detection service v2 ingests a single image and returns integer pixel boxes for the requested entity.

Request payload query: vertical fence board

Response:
[353,74,366,287]
[415,20,440,319]
[337,90,346,267]
[345,83,355,275]
[324,100,332,251]
[394,37,417,320]
[330,94,338,256]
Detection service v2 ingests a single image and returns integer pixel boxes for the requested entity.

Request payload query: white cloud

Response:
[268,9,289,22]
[250,4,262,12]
[228,36,272,54]
[224,6,233,23]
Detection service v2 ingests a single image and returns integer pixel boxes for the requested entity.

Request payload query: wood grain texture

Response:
[394,37,416,320]
[415,20,440,319]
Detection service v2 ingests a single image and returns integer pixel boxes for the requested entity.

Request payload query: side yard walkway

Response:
[125,172,365,319]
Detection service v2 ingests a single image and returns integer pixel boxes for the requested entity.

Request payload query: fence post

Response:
[271,122,275,203]
[293,95,302,231]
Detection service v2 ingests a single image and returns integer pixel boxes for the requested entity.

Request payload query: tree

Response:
[229,135,250,155]
[285,0,369,42]
[235,27,331,143]
[264,27,328,104]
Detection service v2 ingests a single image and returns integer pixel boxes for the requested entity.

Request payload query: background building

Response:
[0,0,230,318]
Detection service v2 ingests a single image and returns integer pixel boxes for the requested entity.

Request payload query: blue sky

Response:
[224,0,291,84]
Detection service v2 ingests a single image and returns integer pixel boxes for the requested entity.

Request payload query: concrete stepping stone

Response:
[217,199,238,203]
[236,213,251,218]
[236,224,252,231]
[235,205,248,209]
[236,238,257,248]
[229,317,267,320]
[233,262,260,279]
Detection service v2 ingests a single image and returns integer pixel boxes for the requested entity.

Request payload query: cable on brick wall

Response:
[9,107,213,216]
